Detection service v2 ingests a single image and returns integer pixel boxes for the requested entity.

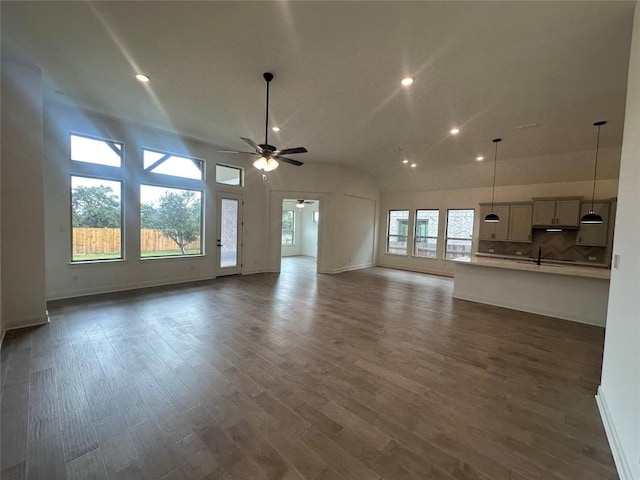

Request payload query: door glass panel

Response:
[220,198,238,268]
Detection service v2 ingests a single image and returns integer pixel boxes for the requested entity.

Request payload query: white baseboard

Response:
[452,291,605,327]
[323,263,373,274]
[376,263,454,278]
[596,386,634,480]
[1,312,50,349]
[47,275,215,301]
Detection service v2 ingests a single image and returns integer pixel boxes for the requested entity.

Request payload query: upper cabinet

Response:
[479,203,532,243]
[531,198,581,227]
[508,204,533,242]
[576,202,610,246]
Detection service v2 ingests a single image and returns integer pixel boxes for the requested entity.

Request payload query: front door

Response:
[216,192,243,276]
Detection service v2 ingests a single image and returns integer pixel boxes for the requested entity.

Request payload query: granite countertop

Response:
[451,255,611,280]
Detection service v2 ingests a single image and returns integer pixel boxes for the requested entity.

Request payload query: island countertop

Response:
[450,256,611,280]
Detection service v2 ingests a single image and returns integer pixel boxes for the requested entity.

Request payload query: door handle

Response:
[217,240,223,247]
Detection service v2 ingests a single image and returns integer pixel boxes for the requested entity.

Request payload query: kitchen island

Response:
[451,256,611,326]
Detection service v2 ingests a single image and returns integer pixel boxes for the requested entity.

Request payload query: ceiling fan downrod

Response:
[263,72,274,148]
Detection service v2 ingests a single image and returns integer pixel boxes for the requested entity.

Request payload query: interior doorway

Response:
[281,199,319,272]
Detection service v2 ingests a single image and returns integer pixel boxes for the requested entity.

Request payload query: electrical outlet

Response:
[613,254,620,269]
[488,248,494,253]
[588,256,597,261]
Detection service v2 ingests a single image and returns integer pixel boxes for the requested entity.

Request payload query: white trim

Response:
[596,386,634,480]
[46,275,215,301]
[1,313,50,348]
[452,291,604,326]
[323,263,373,274]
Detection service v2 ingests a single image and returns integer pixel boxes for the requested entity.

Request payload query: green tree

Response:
[72,185,120,227]
[154,190,201,254]
[140,202,158,229]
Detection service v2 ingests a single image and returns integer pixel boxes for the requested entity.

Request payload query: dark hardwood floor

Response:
[0,256,617,479]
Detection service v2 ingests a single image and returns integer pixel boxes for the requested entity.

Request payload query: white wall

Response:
[1,58,48,332]
[301,203,319,257]
[378,179,619,277]
[598,3,640,479]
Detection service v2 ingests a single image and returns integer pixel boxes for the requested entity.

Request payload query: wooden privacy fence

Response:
[72,228,200,254]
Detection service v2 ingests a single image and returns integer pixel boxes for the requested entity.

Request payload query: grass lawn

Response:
[73,249,201,261]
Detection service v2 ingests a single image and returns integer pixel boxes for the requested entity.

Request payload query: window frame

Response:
[70,174,124,263]
[386,209,410,256]
[141,147,205,181]
[413,209,439,259]
[139,184,205,259]
[282,209,296,246]
[445,208,475,260]
[215,163,243,187]
[70,132,124,168]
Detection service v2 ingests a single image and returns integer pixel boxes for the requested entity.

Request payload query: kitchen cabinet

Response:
[479,203,531,242]
[508,204,533,242]
[576,202,610,246]
[532,198,581,227]
[479,205,509,240]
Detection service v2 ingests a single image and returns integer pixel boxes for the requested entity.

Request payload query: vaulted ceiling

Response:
[1,1,635,191]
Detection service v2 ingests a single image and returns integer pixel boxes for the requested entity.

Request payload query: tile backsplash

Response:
[478,229,608,264]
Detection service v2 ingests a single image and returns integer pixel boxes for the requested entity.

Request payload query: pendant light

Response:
[581,121,606,224]
[484,138,502,223]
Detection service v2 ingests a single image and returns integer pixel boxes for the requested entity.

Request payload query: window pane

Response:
[445,209,474,259]
[414,209,439,258]
[216,165,242,186]
[220,199,239,268]
[71,134,122,167]
[140,185,202,257]
[143,149,203,180]
[282,210,295,245]
[71,176,122,261]
[387,210,409,255]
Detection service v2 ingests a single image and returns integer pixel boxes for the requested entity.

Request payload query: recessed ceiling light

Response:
[402,159,409,164]
[450,128,460,135]
[410,163,417,168]
[401,77,414,86]
[272,126,280,132]
[135,73,150,83]
[476,156,484,161]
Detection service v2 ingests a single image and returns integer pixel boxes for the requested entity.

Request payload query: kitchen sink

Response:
[516,260,562,267]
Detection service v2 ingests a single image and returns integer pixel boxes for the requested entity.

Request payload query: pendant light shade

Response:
[581,121,606,224]
[484,138,502,223]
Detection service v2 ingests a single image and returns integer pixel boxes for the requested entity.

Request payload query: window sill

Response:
[140,254,206,262]
[69,259,126,267]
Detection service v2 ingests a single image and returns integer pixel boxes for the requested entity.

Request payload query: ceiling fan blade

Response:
[217,150,258,155]
[240,137,263,153]
[275,146,308,155]
[276,156,304,166]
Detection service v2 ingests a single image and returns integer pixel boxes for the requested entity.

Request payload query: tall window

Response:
[282,210,295,245]
[140,185,203,257]
[71,176,122,261]
[387,210,409,255]
[69,133,124,262]
[140,148,205,258]
[414,210,439,258]
[445,209,475,259]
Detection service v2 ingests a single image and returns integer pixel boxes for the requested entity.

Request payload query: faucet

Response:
[535,246,542,265]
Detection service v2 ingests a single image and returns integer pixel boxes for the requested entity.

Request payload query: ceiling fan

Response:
[219,72,308,172]
[296,199,315,209]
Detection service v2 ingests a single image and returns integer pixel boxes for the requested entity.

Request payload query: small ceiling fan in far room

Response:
[296,200,314,209]
[218,72,308,176]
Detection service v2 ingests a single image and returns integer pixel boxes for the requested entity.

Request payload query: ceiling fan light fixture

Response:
[263,157,279,172]
[253,156,268,170]
[581,120,606,225]
[296,201,305,209]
